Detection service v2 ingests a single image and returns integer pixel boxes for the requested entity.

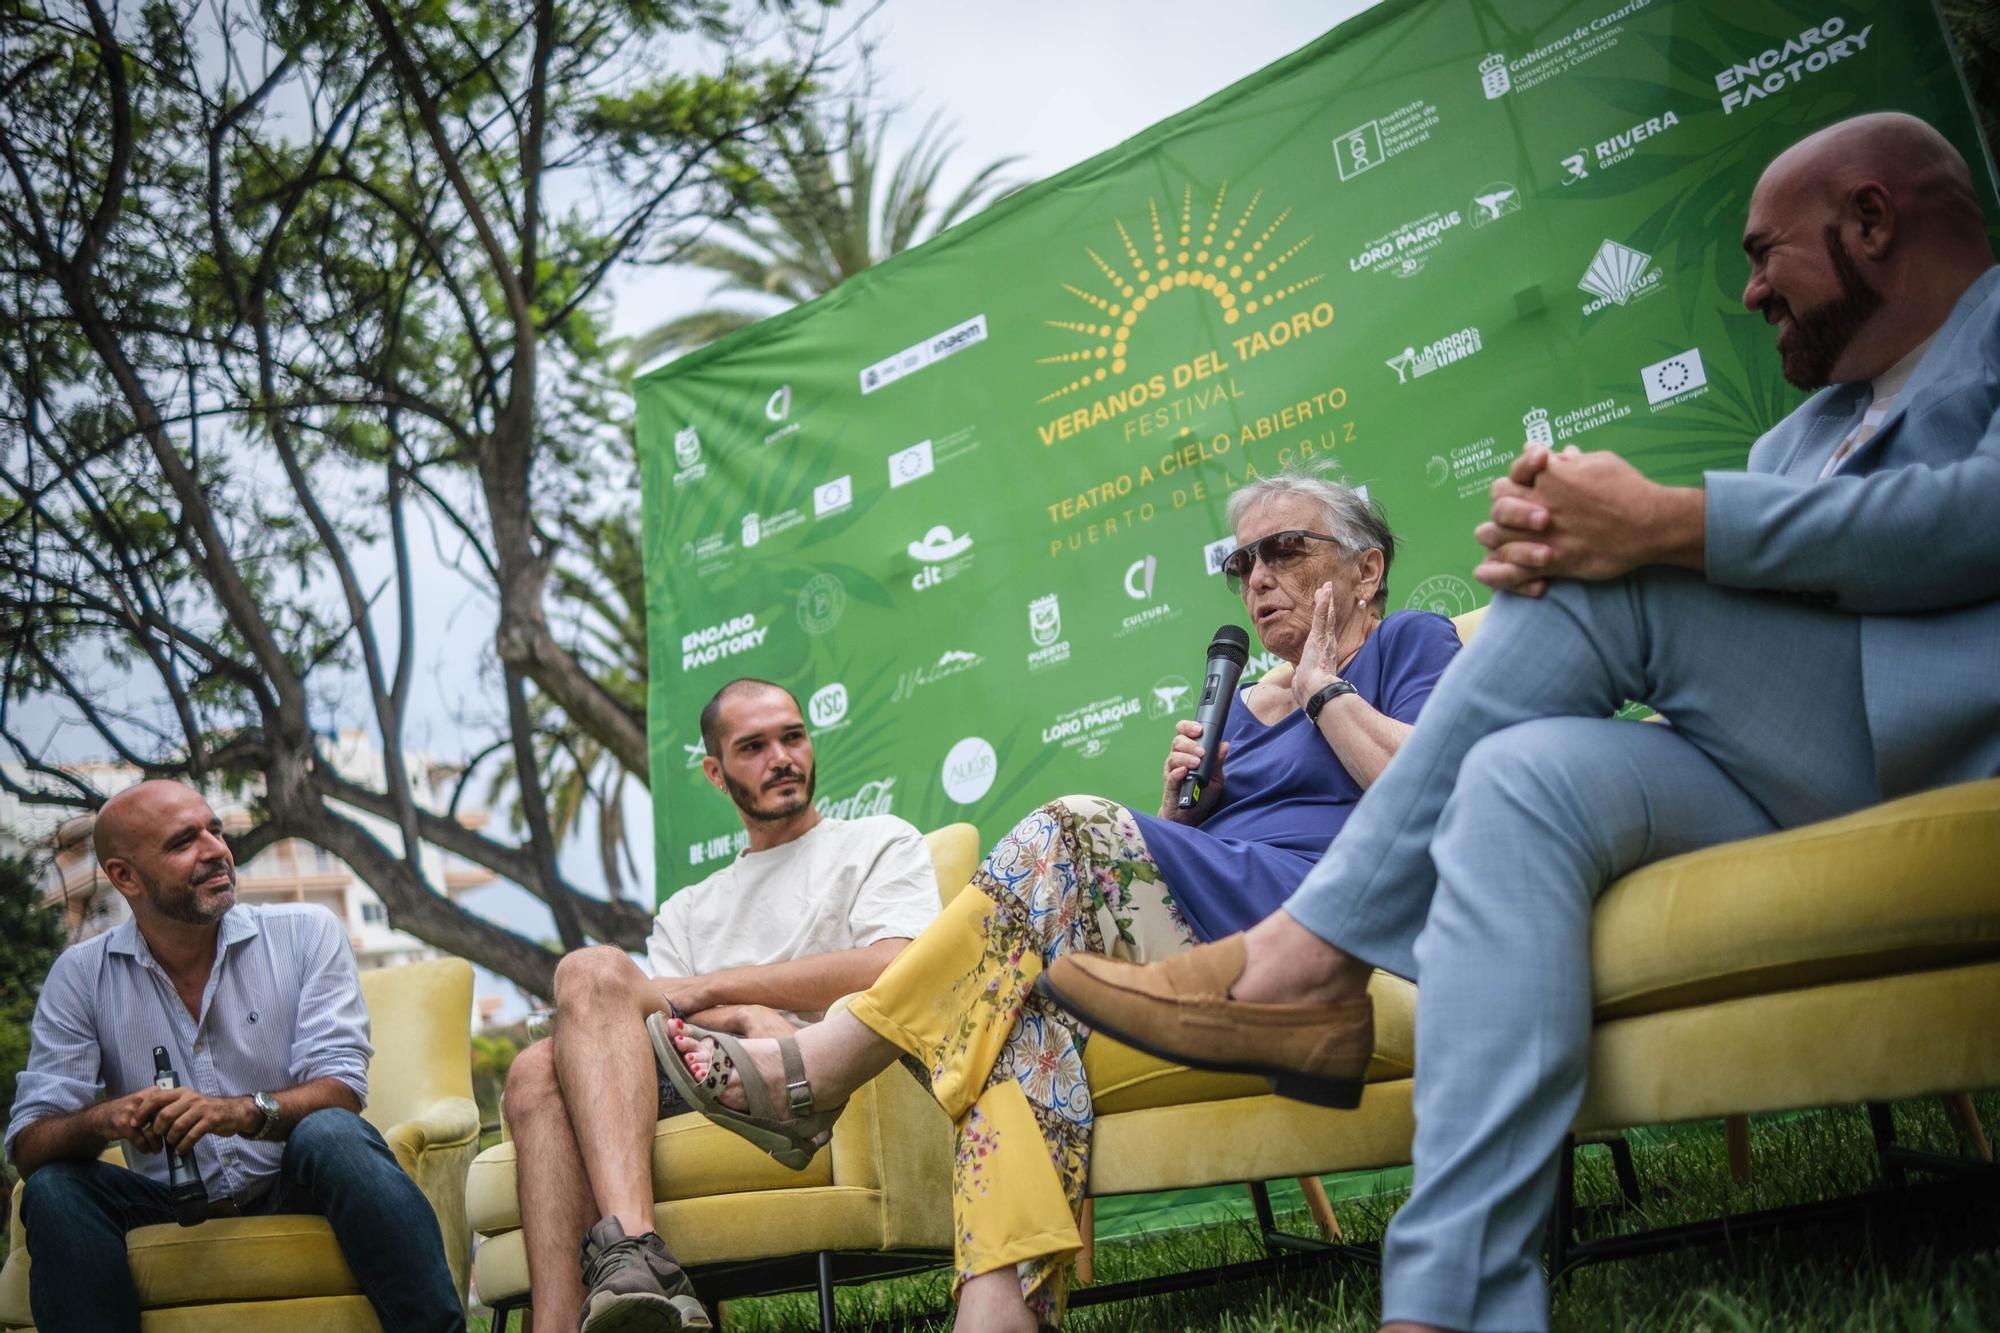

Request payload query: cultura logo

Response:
[1577,240,1662,315]
[765,384,792,422]
[1037,181,1322,405]
[1124,555,1157,600]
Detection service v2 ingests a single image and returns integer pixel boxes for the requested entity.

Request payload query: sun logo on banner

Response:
[1036,182,1322,403]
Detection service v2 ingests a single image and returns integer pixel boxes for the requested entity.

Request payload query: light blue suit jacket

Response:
[1705,265,2000,797]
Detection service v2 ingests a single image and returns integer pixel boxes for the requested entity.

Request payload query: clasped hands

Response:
[93,1085,257,1156]
[1474,443,1705,595]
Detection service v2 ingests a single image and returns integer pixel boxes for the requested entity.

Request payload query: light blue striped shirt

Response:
[3,903,372,1203]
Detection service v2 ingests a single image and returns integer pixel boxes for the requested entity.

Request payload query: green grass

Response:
[687,1094,2000,1331]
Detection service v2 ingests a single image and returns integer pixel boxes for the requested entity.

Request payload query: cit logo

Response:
[908,525,973,590]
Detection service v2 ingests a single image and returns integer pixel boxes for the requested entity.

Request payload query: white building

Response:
[0,731,508,1022]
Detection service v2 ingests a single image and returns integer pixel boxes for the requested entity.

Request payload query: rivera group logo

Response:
[1035,181,1323,405]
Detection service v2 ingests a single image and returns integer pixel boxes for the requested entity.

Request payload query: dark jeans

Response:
[20,1107,464,1333]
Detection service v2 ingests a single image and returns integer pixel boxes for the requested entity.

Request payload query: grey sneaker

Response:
[578,1217,711,1333]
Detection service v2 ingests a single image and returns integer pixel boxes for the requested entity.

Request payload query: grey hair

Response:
[1225,462,1396,609]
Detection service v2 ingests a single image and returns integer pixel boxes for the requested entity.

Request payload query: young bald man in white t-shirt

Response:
[502,679,939,1333]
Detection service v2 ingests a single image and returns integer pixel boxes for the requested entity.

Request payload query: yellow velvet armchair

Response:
[0,956,481,1333]
[465,827,977,1332]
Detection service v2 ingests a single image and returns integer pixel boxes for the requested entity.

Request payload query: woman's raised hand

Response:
[1291,581,1344,710]
[1159,718,1229,825]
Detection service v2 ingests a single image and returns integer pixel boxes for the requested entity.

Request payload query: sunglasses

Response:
[1220,529,1346,591]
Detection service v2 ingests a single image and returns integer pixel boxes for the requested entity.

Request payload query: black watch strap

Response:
[1304,678,1358,722]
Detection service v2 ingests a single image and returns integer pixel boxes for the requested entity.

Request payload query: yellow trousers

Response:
[846,795,1194,1323]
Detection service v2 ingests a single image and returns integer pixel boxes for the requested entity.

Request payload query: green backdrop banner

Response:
[637,0,1993,898]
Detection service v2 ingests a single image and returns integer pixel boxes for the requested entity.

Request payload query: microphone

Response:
[1178,624,1251,809]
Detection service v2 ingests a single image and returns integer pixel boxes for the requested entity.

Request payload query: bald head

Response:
[1759,113,1983,242]
[93,780,237,927]
[1743,113,1994,387]
[93,780,206,863]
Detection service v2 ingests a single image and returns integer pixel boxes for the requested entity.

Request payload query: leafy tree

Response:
[625,98,1023,364]
[0,855,65,1133]
[470,1027,524,1128]
[0,0,843,997]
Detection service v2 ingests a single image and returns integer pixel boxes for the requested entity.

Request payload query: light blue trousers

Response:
[1285,569,1884,1331]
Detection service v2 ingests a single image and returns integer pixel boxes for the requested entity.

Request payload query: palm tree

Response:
[626,100,1024,366]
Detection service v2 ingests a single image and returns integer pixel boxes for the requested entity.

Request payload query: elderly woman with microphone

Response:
[659,463,1461,1331]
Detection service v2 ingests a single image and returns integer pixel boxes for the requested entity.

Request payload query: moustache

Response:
[193,860,235,888]
[763,771,805,790]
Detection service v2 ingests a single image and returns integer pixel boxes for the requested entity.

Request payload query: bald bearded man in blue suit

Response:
[1043,111,2000,1331]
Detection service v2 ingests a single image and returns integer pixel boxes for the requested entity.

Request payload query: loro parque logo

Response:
[1035,181,1332,433]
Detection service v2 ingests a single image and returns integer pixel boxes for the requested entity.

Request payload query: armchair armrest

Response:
[382,1095,482,1300]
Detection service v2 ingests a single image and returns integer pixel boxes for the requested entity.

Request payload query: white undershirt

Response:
[1818,334,1935,481]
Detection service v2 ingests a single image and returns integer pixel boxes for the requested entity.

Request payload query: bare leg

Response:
[550,945,671,1236]
[672,1009,897,1116]
[503,1040,597,1331]
[1228,910,1373,1005]
[954,1269,1037,1332]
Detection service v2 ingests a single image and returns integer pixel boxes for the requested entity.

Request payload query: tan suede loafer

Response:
[1037,934,1374,1108]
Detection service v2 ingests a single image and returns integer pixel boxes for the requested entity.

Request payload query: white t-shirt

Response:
[645,815,941,1022]
[1819,333,1935,481]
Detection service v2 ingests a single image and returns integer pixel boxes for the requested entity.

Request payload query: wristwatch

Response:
[249,1090,281,1141]
[1304,678,1358,723]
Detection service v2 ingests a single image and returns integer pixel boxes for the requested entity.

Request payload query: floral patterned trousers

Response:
[845,795,1195,1324]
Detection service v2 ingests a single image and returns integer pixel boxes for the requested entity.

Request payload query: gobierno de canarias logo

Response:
[1036,181,1326,407]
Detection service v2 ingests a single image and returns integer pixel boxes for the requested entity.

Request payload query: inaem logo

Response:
[1037,180,1322,405]
[765,385,792,422]
[1124,555,1157,600]
[807,682,848,729]
[1479,53,1512,98]
[1578,240,1663,313]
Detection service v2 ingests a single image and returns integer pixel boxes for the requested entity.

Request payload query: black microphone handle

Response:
[1177,653,1247,808]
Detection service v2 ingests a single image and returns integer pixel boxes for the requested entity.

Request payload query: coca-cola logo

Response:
[815,778,897,821]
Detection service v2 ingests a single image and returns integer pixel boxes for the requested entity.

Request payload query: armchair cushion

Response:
[1592,778,2000,1019]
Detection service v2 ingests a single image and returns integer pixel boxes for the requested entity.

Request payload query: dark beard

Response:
[1775,225,1884,389]
[150,861,236,924]
[722,764,816,823]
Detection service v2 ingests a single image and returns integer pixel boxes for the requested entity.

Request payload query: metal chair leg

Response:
[1546,1135,1577,1278]
[1725,1114,1754,1184]
[1608,1135,1643,1207]
[815,1250,836,1332]
[1869,1101,1905,1188]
